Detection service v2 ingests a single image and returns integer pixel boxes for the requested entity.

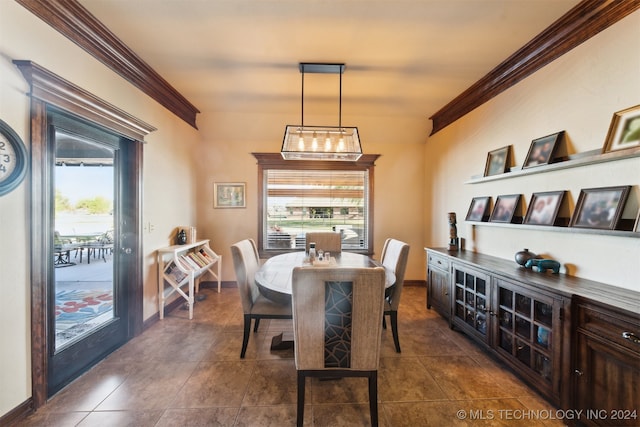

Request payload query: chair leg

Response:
[241,314,251,358]
[382,315,387,330]
[297,371,305,427]
[253,318,261,333]
[390,311,401,353]
[369,371,378,427]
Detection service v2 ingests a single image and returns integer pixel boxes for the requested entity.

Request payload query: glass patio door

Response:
[48,112,131,396]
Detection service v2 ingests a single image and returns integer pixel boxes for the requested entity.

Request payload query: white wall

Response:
[0,2,200,416]
[425,11,640,291]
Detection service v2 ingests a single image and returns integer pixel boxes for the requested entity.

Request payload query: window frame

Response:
[252,153,379,258]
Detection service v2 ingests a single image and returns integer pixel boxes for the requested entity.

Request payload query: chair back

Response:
[231,239,261,314]
[305,232,342,253]
[291,267,386,371]
[380,238,410,310]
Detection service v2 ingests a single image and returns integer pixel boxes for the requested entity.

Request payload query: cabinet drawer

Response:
[577,303,640,355]
[428,252,450,271]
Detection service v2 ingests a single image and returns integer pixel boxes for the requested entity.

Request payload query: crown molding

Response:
[16,0,200,129]
[429,0,640,135]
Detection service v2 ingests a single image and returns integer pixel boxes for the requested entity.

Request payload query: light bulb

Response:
[338,134,345,152]
[298,134,305,150]
[325,133,331,151]
[312,132,318,151]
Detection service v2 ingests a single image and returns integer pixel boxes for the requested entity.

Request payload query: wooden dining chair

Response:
[305,232,342,253]
[291,266,386,426]
[380,238,410,353]
[231,239,292,358]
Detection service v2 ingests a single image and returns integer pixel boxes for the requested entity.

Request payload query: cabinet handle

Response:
[574,369,583,376]
[622,332,640,344]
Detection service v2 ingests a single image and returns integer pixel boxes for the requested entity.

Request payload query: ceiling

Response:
[77,0,581,131]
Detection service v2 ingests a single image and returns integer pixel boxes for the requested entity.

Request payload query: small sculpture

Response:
[515,248,540,267]
[525,258,560,274]
[177,229,187,245]
[448,212,459,251]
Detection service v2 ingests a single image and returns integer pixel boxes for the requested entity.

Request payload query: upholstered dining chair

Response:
[380,238,410,353]
[304,232,342,253]
[231,239,292,358]
[291,266,386,427]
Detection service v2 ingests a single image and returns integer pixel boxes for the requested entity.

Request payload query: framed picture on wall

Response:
[523,191,565,226]
[569,186,631,230]
[522,131,564,169]
[489,194,521,223]
[483,146,510,177]
[465,196,491,222]
[602,105,640,153]
[214,182,246,208]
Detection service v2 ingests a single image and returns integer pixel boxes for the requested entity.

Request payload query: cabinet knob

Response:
[574,369,583,376]
[622,332,640,344]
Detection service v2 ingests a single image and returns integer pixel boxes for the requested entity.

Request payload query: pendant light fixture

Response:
[281,63,362,161]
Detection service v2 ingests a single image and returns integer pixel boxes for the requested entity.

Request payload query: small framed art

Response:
[602,105,640,153]
[484,146,510,177]
[214,182,246,208]
[569,186,631,230]
[466,196,491,222]
[523,191,565,226]
[523,131,564,169]
[490,194,521,223]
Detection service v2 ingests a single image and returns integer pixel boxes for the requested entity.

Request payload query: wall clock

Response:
[0,119,28,196]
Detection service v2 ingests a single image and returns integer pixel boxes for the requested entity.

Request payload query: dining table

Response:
[255,250,396,350]
[255,251,396,306]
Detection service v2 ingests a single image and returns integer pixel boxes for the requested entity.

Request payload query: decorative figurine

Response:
[525,258,561,274]
[515,248,540,267]
[448,212,459,251]
[177,229,187,245]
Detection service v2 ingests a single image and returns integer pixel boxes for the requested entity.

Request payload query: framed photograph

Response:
[602,105,640,153]
[570,186,631,230]
[214,182,246,208]
[489,194,521,223]
[466,196,491,222]
[484,146,510,177]
[523,131,564,169]
[523,191,565,226]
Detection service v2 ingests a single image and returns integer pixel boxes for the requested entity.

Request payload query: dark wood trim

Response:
[429,0,640,135]
[15,0,200,129]
[0,398,33,426]
[15,61,152,410]
[252,153,379,258]
[14,61,157,139]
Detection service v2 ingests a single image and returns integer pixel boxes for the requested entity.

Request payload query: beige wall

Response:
[425,11,640,292]
[193,110,428,285]
[0,2,200,415]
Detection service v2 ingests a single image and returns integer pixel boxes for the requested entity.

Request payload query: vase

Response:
[515,248,537,267]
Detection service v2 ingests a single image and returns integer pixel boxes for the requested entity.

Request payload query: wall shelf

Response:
[465,147,640,184]
[467,221,639,238]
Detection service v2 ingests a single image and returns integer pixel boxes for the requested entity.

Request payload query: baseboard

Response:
[0,397,33,426]
[199,280,237,289]
[404,280,426,287]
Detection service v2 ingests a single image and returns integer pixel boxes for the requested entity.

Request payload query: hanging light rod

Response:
[281,62,362,161]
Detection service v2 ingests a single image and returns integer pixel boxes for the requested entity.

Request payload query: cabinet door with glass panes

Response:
[452,264,491,344]
[494,278,563,399]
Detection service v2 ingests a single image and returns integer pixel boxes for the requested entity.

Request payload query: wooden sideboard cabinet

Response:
[424,247,639,413]
[426,250,451,320]
[572,298,640,427]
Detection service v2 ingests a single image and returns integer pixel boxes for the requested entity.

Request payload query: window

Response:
[253,153,378,255]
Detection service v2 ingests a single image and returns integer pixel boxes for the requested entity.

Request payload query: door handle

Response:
[122,247,132,254]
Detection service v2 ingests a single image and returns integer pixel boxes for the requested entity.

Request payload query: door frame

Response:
[15,61,156,408]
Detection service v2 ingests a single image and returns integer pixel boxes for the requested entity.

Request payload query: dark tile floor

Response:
[16,286,566,426]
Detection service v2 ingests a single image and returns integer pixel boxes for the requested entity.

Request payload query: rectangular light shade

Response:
[281,125,362,161]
